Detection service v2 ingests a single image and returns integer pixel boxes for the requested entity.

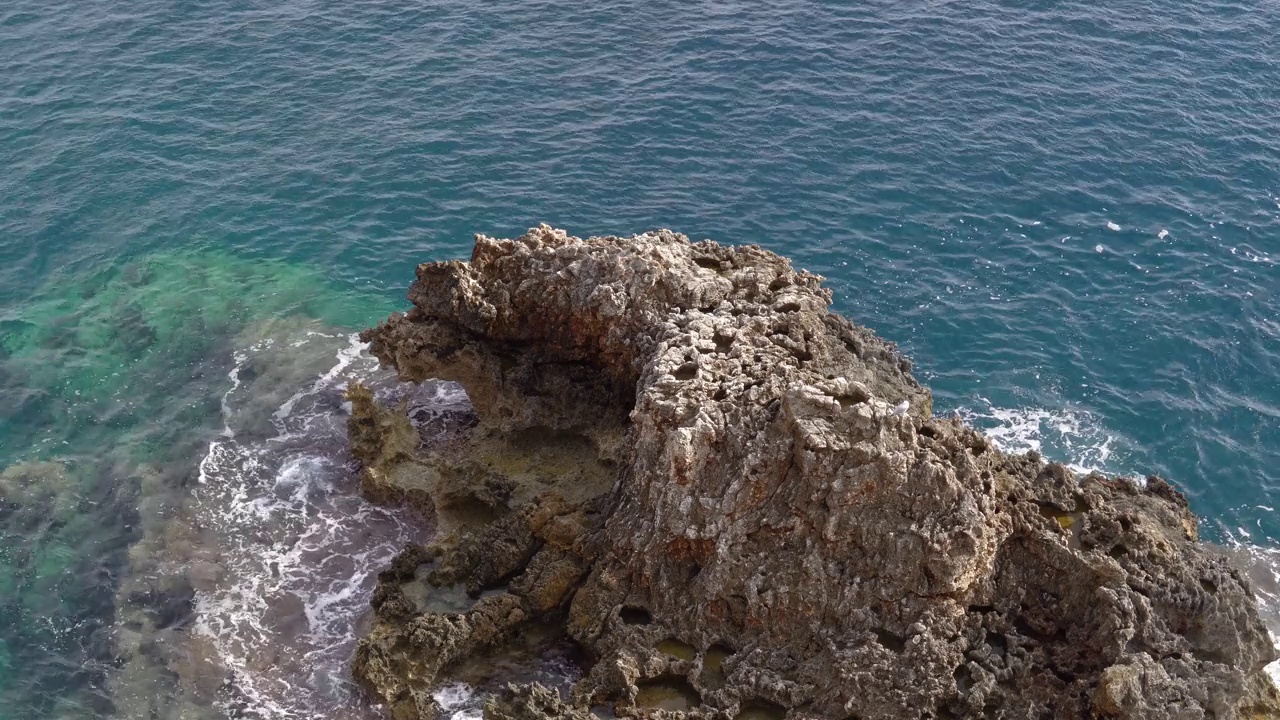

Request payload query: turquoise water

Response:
[2,0,1278,716]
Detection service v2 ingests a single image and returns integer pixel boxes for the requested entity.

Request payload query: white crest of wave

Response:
[957,401,1116,475]
[272,332,367,425]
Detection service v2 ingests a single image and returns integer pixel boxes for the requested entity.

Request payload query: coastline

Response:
[2,239,1275,719]
[341,226,1280,719]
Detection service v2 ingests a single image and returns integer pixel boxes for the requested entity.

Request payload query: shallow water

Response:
[2,0,1279,715]
[186,330,424,720]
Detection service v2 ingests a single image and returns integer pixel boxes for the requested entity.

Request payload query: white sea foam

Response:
[1242,249,1275,265]
[957,401,1117,475]
[188,332,461,719]
[272,332,364,426]
[434,683,484,720]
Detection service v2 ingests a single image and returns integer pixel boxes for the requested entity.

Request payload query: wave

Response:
[956,400,1119,475]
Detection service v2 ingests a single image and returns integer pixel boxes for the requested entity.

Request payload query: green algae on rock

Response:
[349,226,1280,719]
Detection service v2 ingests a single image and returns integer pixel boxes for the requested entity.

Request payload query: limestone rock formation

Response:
[349,225,1280,719]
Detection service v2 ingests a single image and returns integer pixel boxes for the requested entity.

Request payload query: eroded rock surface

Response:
[350,225,1280,719]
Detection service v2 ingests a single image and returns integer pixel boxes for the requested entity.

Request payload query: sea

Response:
[1,0,1277,717]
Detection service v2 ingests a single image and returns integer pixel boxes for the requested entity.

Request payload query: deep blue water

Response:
[1,0,1277,717]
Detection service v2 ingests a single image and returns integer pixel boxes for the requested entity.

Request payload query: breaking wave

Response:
[957,400,1119,475]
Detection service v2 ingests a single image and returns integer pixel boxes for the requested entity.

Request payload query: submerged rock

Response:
[350,225,1279,719]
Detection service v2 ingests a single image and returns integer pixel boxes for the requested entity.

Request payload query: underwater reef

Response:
[0,249,396,718]
[347,225,1280,719]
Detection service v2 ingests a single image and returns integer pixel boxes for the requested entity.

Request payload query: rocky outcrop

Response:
[350,225,1280,719]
